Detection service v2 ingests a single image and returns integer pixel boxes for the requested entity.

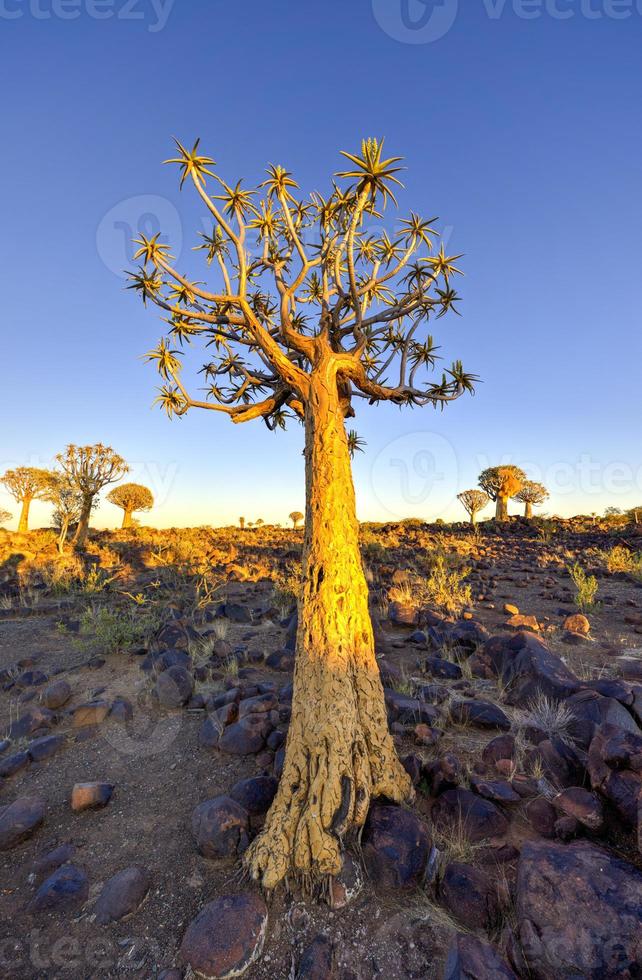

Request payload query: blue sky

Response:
[2,0,641,528]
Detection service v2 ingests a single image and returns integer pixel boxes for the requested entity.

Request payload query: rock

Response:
[425,657,462,680]
[0,796,46,850]
[450,699,511,731]
[264,649,294,671]
[440,862,500,931]
[180,893,267,979]
[525,798,557,837]
[218,715,272,755]
[389,600,418,627]
[446,620,490,653]
[385,691,438,726]
[567,689,639,749]
[110,696,134,721]
[72,700,111,727]
[517,840,642,978]
[94,866,150,923]
[8,705,55,739]
[328,851,363,909]
[587,723,642,834]
[482,734,516,767]
[192,796,250,860]
[230,776,278,816]
[469,776,521,804]
[506,614,540,632]
[563,613,590,635]
[483,632,580,705]
[525,735,586,788]
[552,787,604,831]
[431,789,508,841]
[296,935,336,979]
[142,648,191,674]
[28,733,65,762]
[0,750,30,777]
[42,678,72,709]
[155,666,194,708]
[29,863,89,912]
[32,843,76,879]
[362,804,430,889]
[224,602,253,624]
[71,782,114,812]
[443,933,517,979]
[425,753,464,795]
[503,603,519,616]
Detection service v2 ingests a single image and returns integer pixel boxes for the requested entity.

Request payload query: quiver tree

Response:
[478,465,525,521]
[457,489,490,525]
[0,509,12,527]
[0,467,51,532]
[56,444,128,548]
[42,473,85,554]
[107,482,154,528]
[289,511,304,529]
[515,480,549,519]
[128,136,476,888]
[239,516,245,529]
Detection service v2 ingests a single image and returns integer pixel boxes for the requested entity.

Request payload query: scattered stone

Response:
[503,603,519,616]
[8,705,55,740]
[552,787,604,831]
[230,776,278,816]
[483,632,580,705]
[42,678,71,709]
[155,665,194,708]
[525,798,557,837]
[563,613,590,636]
[588,723,642,836]
[180,893,268,979]
[28,734,65,762]
[218,715,272,755]
[0,750,30,778]
[450,699,511,731]
[71,782,114,812]
[425,657,462,680]
[296,935,336,979]
[440,862,500,931]
[482,734,516,767]
[328,851,362,909]
[469,776,521,804]
[29,863,89,912]
[72,701,111,727]
[443,933,517,979]
[0,796,46,850]
[94,866,150,924]
[32,843,76,879]
[517,840,642,978]
[431,789,508,842]
[506,614,539,632]
[192,796,250,860]
[362,804,430,889]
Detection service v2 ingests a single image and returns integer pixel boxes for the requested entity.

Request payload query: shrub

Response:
[568,562,598,611]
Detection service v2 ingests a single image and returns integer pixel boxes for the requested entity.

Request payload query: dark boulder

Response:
[29,863,88,912]
[192,796,250,860]
[0,796,46,850]
[94,866,150,924]
[443,933,517,979]
[180,893,267,978]
[431,789,508,842]
[440,861,500,931]
[482,632,580,705]
[362,804,430,889]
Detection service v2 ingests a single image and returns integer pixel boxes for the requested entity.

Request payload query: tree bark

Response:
[524,501,533,519]
[496,496,508,521]
[122,508,134,529]
[18,496,32,533]
[73,494,93,548]
[245,363,413,889]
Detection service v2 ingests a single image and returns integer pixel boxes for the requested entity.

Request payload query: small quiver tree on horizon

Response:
[515,480,549,519]
[457,489,490,525]
[289,510,304,529]
[0,509,12,528]
[56,444,128,548]
[0,467,51,533]
[107,482,154,528]
[128,136,477,888]
[478,465,526,521]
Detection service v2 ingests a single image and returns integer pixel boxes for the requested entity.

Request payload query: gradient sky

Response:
[2,0,641,529]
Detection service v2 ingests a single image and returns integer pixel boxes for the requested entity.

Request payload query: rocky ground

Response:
[0,517,641,979]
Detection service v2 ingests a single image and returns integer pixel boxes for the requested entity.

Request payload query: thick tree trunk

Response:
[245,367,413,889]
[73,494,93,548]
[496,496,508,521]
[122,508,134,529]
[524,501,533,519]
[18,496,32,533]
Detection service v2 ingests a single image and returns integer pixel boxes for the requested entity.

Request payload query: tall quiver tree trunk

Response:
[524,501,533,519]
[496,496,508,521]
[122,507,134,529]
[18,496,32,533]
[245,364,413,888]
[73,494,93,548]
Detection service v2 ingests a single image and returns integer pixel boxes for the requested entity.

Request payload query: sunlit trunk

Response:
[246,364,413,889]
[524,501,533,519]
[73,494,93,548]
[496,496,509,521]
[122,508,134,529]
[18,496,32,533]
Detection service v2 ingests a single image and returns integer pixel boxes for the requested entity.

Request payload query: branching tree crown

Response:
[0,467,51,532]
[0,509,12,526]
[289,510,304,528]
[128,137,477,430]
[457,489,490,524]
[515,481,548,505]
[56,444,129,547]
[107,482,154,526]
